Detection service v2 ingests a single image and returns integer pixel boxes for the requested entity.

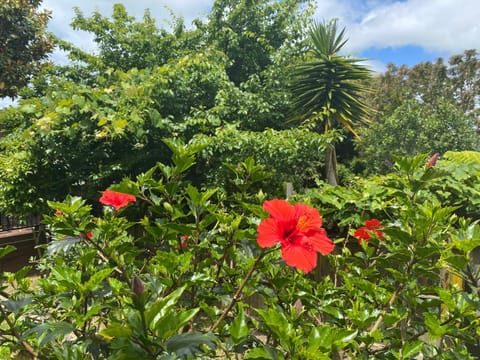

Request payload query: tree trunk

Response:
[325,146,338,185]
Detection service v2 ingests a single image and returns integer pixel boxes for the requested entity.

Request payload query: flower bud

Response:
[131,276,144,297]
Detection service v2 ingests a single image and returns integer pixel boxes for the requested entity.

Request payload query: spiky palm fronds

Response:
[289,20,372,136]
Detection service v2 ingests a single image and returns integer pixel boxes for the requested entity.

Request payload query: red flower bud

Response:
[427,153,440,168]
[131,276,144,297]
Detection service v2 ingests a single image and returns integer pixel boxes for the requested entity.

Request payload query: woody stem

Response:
[210,249,265,332]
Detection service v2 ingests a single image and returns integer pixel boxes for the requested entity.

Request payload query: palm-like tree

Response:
[289,19,372,185]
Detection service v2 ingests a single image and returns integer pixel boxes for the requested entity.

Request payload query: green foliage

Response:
[0,0,54,98]
[193,127,328,195]
[0,54,231,214]
[1,151,479,358]
[442,150,480,164]
[289,19,372,135]
[207,0,310,85]
[367,50,480,122]
[358,99,479,173]
[2,4,480,356]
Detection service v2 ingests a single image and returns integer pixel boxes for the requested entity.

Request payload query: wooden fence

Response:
[0,213,43,272]
[0,213,41,232]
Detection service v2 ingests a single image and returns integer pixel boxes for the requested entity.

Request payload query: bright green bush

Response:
[192,126,328,196]
[1,146,479,359]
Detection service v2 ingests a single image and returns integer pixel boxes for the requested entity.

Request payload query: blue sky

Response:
[1,0,478,108]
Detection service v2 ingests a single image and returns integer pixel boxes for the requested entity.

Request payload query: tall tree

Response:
[448,49,480,116]
[358,99,479,173]
[207,0,309,85]
[367,50,479,121]
[65,4,191,71]
[0,0,53,98]
[289,19,372,185]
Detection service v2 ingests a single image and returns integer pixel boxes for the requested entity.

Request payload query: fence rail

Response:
[0,213,42,232]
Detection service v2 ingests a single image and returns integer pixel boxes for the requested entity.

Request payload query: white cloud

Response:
[339,0,480,54]
[40,0,479,57]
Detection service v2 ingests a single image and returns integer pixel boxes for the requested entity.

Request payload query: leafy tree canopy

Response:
[367,50,480,121]
[357,99,479,173]
[0,0,54,98]
[206,0,311,85]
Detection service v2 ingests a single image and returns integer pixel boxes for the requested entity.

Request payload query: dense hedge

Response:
[192,127,329,195]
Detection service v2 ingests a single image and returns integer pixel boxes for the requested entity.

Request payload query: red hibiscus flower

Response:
[99,190,136,210]
[353,218,384,245]
[257,199,334,273]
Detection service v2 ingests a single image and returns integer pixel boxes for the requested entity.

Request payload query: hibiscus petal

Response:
[353,227,371,241]
[308,229,335,255]
[281,242,317,272]
[294,203,323,231]
[365,219,382,228]
[257,218,283,248]
[263,199,295,222]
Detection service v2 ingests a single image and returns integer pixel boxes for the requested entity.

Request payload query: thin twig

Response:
[0,304,38,359]
[210,250,265,332]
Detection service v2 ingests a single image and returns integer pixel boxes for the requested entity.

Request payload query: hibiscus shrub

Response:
[1,148,480,359]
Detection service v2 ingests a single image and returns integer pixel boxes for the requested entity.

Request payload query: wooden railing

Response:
[0,213,41,232]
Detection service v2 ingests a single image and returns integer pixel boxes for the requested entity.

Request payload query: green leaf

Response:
[245,345,284,360]
[2,297,33,314]
[0,245,16,259]
[155,308,200,339]
[84,268,113,292]
[423,312,446,339]
[402,340,423,358]
[255,308,294,351]
[99,322,133,340]
[230,306,249,344]
[145,286,185,331]
[46,237,81,255]
[308,326,335,352]
[25,321,75,347]
[166,332,217,358]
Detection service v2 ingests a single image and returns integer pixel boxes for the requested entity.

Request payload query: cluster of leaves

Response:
[357,100,479,173]
[356,50,480,174]
[0,0,320,216]
[1,147,479,359]
[0,0,54,98]
[192,126,329,194]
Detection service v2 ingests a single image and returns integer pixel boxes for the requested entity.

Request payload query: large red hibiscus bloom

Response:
[99,190,136,210]
[257,199,334,272]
